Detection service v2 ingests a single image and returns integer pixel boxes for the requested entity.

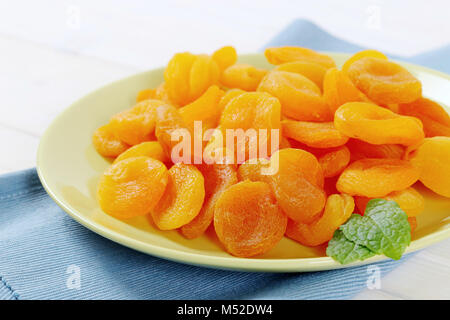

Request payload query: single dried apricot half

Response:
[93,123,129,158]
[346,139,405,161]
[282,120,349,148]
[274,61,327,91]
[216,91,281,161]
[408,137,450,197]
[347,57,422,104]
[151,163,205,230]
[214,180,287,257]
[212,46,237,72]
[109,100,167,146]
[286,194,354,246]
[354,187,424,217]
[398,97,450,137]
[220,63,267,91]
[113,141,168,164]
[318,146,351,178]
[323,68,369,113]
[265,46,336,68]
[334,102,424,146]
[180,161,238,239]
[258,70,331,121]
[98,156,168,219]
[179,85,224,131]
[136,88,157,102]
[336,158,420,197]
[342,49,388,74]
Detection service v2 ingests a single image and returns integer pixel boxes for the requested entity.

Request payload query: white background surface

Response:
[0,0,449,299]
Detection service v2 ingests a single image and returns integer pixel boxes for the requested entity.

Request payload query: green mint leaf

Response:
[326,230,375,264]
[341,199,411,260]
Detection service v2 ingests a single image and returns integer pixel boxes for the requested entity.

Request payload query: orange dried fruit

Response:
[136,88,157,102]
[336,158,420,197]
[286,193,354,246]
[258,70,332,121]
[282,120,349,148]
[239,149,325,223]
[346,139,405,160]
[151,163,205,230]
[318,146,351,178]
[408,217,418,234]
[110,100,167,146]
[179,85,225,131]
[114,141,168,164]
[214,180,287,257]
[212,46,237,72]
[98,157,168,219]
[354,187,424,217]
[274,61,327,91]
[155,104,196,164]
[398,97,450,137]
[347,57,422,104]
[220,63,267,91]
[164,53,220,106]
[212,91,281,162]
[334,102,424,146]
[180,161,238,239]
[265,46,336,68]
[342,49,388,74]
[93,124,130,158]
[323,68,369,113]
[408,137,450,197]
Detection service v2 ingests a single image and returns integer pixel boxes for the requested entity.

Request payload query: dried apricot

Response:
[110,100,166,146]
[398,97,450,137]
[239,149,325,223]
[347,57,422,104]
[98,157,168,219]
[282,120,348,148]
[180,161,238,239]
[318,146,351,178]
[212,46,237,72]
[213,92,281,162]
[346,139,405,161]
[155,104,195,164]
[274,61,327,90]
[336,158,420,197]
[220,63,267,91]
[258,70,331,121]
[114,141,168,164]
[286,194,354,246]
[136,88,156,102]
[265,47,335,68]
[93,124,129,158]
[164,53,220,106]
[151,163,205,230]
[214,180,287,257]
[354,187,424,217]
[408,137,450,197]
[323,68,369,113]
[218,89,246,114]
[342,49,388,74]
[179,85,224,131]
[408,217,418,234]
[334,102,424,146]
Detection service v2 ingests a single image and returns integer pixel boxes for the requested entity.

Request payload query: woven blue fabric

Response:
[1,20,448,300]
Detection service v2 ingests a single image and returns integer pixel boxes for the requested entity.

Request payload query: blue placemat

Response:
[1,20,449,300]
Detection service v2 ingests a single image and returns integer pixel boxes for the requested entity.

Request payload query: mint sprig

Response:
[327,199,411,264]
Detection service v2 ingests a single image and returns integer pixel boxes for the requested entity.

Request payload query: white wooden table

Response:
[0,0,449,299]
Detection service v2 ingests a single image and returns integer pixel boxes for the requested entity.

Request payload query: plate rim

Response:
[36,52,450,273]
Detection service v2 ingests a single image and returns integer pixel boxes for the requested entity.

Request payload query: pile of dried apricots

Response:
[93,46,450,258]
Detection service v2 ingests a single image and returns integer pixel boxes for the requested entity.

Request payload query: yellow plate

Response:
[37,53,450,272]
